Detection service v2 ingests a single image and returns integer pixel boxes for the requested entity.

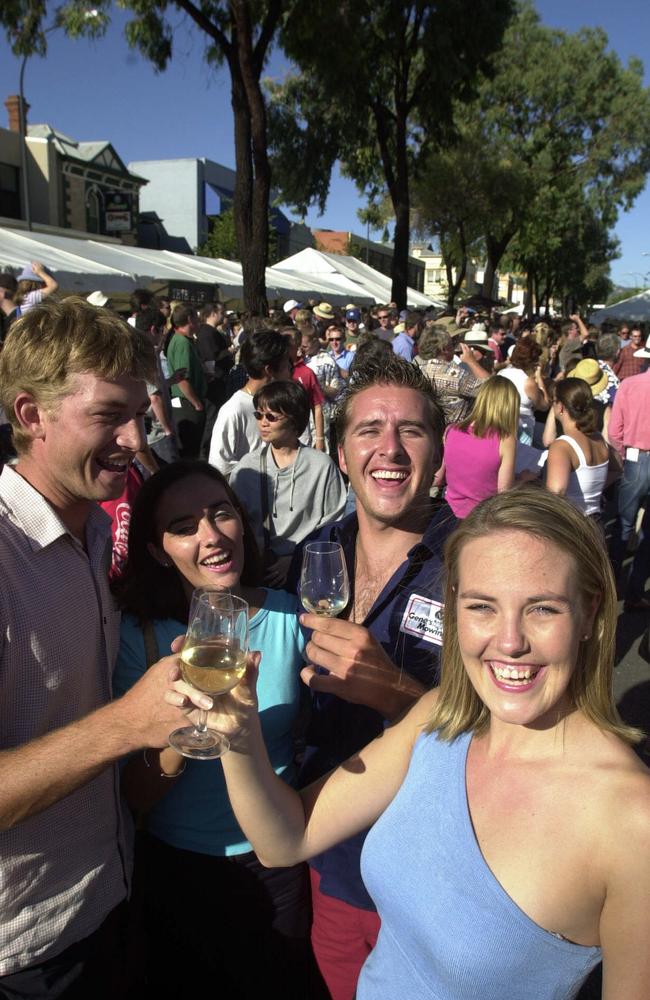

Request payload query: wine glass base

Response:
[169,726,230,760]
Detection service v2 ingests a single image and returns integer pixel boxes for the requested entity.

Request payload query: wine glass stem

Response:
[194,708,209,738]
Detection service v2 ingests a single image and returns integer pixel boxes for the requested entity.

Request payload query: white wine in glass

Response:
[300,541,350,619]
[180,640,247,694]
[169,589,249,760]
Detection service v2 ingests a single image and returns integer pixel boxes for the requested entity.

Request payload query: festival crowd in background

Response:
[0,267,649,1000]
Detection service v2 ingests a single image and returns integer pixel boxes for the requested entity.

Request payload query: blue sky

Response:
[1,0,648,286]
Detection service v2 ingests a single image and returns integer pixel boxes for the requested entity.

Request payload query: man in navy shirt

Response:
[290,357,455,999]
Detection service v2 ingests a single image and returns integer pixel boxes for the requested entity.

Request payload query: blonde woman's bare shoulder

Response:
[588,735,650,846]
[394,687,442,736]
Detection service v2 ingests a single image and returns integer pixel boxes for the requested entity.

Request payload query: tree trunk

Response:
[391,197,410,309]
[525,270,534,317]
[231,0,272,315]
[373,93,409,309]
[441,230,467,310]
[482,231,515,299]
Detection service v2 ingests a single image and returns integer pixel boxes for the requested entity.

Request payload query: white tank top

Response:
[556,434,608,516]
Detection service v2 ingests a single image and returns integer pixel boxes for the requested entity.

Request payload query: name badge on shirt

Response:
[400,594,444,646]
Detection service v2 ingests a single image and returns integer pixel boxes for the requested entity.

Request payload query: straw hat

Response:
[571,359,608,396]
[313,302,335,320]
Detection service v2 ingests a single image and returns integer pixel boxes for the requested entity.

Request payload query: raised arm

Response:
[31,261,58,299]
[170,661,436,867]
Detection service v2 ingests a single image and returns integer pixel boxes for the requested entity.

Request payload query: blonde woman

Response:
[440,376,519,518]
[170,487,650,1000]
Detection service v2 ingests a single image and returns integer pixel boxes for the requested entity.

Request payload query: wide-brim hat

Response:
[464,329,494,353]
[633,346,650,359]
[572,359,609,396]
[313,302,335,320]
[86,290,109,307]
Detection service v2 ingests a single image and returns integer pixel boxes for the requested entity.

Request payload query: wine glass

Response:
[300,541,350,618]
[169,589,249,760]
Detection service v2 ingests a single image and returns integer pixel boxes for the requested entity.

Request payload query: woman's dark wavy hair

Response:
[113,460,263,624]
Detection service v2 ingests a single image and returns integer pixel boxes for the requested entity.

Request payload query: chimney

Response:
[5,94,30,134]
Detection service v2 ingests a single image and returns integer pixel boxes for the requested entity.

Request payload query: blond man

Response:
[0,298,191,997]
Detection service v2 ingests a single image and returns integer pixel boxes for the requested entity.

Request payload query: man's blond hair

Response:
[0,296,155,453]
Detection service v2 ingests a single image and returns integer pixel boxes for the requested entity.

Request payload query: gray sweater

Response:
[230,444,347,557]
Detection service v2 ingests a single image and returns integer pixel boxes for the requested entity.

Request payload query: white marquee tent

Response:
[270,247,444,309]
[589,290,650,325]
[0,225,372,304]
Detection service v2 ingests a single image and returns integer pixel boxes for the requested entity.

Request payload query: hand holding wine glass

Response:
[168,588,249,759]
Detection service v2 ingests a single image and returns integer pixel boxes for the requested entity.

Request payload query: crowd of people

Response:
[0,271,648,1000]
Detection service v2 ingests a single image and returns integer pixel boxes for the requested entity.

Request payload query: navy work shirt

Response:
[289,500,457,908]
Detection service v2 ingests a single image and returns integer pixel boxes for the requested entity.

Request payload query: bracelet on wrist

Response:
[143,748,186,778]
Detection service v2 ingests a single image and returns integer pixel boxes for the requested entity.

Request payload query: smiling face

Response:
[338,385,439,529]
[31,372,149,506]
[326,326,345,354]
[456,530,595,730]
[152,474,245,598]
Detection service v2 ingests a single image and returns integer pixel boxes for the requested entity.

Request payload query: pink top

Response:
[444,427,501,518]
[608,369,650,455]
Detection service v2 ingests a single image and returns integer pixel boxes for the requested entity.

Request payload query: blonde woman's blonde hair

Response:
[0,296,155,453]
[427,485,643,745]
[456,375,519,439]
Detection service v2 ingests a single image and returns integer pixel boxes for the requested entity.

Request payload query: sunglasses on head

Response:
[253,411,284,422]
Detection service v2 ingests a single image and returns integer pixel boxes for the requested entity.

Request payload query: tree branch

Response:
[173,0,232,57]
[253,0,283,75]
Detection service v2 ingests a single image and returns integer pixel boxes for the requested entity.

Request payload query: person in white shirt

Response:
[208,329,292,477]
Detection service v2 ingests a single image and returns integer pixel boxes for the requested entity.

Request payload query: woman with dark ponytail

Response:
[544,377,620,520]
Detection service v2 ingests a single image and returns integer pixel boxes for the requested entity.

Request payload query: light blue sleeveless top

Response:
[358,731,601,1000]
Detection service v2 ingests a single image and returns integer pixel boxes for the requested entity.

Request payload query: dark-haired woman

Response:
[545,378,620,520]
[229,381,346,587]
[112,460,315,999]
[498,339,550,445]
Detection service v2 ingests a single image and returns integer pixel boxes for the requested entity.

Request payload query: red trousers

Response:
[310,868,381,1000]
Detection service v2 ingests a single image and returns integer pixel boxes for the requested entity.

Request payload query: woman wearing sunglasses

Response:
[230,380,347,588]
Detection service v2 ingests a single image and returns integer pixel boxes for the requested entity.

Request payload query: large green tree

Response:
[267,0,514,308]
[411,134,531,308]
[455,5,650,299]
[3,0,286,314]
